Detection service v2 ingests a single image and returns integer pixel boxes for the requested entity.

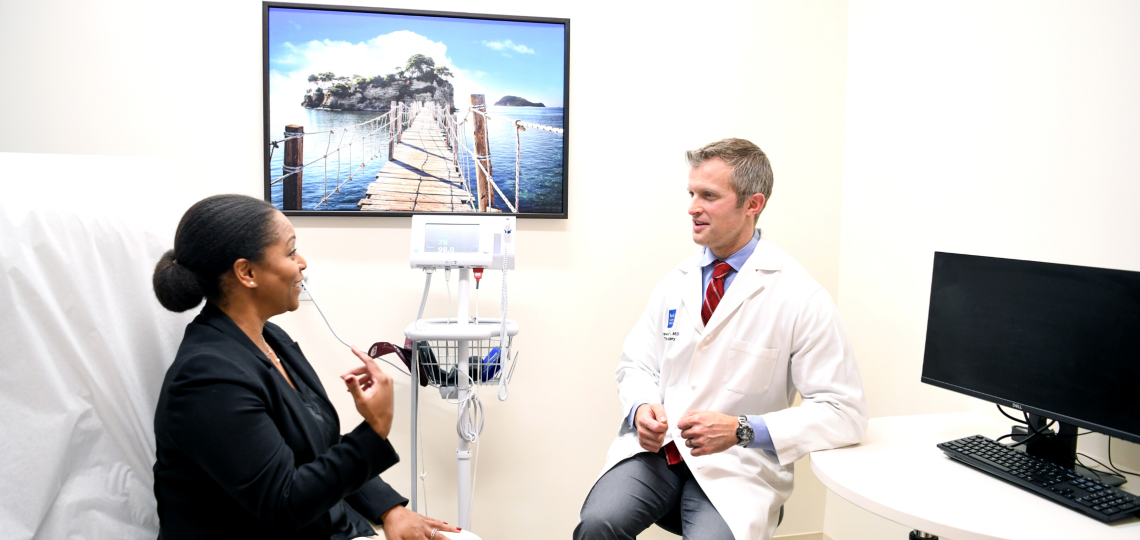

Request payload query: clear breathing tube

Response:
[303,280,411,376]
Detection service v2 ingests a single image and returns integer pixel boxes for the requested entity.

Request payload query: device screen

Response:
[425,223,480,253]
[921,252,1140,441]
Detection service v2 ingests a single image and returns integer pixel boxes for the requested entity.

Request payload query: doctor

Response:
[575,139,868,540]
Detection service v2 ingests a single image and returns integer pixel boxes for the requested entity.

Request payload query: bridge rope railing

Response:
[432,106,478,211]
[452,107,516,213]
[437,104,563,213]
[267,101,420,208]
[451,107,500,211]
[434,106,487,211]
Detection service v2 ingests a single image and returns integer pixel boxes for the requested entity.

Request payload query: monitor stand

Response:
[1009,414,1126,487]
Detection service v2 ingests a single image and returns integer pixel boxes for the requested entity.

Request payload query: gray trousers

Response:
[574,449,734,540]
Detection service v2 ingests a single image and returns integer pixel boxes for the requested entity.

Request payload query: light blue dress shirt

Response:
[627,230,775,454]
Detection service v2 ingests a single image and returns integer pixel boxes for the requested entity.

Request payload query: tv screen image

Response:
[262,3,569,217]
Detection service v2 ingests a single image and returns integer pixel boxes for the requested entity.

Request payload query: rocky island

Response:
[301,54,455,113]
[494,95,545,107]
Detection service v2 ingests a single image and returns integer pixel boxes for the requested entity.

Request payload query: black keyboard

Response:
[938,435,1139,523]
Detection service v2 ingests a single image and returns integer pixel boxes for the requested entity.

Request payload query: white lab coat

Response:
[598,233,868,540]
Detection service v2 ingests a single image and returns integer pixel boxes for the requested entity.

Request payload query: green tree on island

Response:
[302,55,455,110]
[404,54,436,81]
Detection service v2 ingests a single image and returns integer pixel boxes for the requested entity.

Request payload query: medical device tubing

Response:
[302,280,410,376]
[497,218,512,401]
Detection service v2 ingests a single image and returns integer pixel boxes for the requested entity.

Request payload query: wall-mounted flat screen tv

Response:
[263,2,569,218]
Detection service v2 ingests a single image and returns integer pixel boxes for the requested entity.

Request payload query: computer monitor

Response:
[921,252,1140,471]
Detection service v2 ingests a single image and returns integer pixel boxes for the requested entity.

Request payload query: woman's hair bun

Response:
[152,249,205,312]
[154,194,279,312]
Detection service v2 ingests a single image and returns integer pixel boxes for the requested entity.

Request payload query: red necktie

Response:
[701,261,733,325]
[663,261,734,465]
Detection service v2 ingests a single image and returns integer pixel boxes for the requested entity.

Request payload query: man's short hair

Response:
[685,138,773,221]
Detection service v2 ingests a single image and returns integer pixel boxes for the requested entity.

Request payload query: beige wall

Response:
[0,0,848,537]
[833,0,1140,537]
[7,1,1136,538]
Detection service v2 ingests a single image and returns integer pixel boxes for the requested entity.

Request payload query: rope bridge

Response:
[269,95,563,213]
[268,102,419,209]
[357,105,475,212]
[439,98,564,214]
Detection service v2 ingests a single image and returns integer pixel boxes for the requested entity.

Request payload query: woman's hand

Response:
[380,505,461,540]
[342,347,394,439]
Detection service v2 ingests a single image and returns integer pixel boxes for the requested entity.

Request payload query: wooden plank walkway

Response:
[357,109,476,212]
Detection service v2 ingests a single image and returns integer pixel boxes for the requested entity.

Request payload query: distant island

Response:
[495,95,545,107]
[301,54,455,113]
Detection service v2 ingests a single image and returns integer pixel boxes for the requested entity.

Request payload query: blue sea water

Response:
[268,106,565,214]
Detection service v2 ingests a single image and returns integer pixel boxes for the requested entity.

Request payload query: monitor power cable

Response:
[1108,437,1140,477]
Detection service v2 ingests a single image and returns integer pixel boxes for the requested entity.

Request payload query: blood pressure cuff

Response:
[367,339,437,387]
[367,341,499,387]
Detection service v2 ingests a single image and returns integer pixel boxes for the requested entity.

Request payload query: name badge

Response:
[662,309,680,341]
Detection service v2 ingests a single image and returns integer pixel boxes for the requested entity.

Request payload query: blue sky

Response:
[267,7,565,111]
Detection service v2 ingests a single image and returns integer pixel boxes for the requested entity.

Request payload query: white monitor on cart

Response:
[410,215,515,269]
[405,215,518,533]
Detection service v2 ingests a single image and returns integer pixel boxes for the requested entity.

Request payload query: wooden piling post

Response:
[389,101,397,161]
[471,94,493,212]
[397,103,404,143]
[448,104,459,171]
[283,125,304,210]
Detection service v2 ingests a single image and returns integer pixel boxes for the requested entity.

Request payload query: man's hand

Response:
[635,403,669,452]
[380,505,459,540]
[677,411,741,456]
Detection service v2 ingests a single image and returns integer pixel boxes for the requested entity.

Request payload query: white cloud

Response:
[273,52,299,65]
[268,31,486,121]
[482,40,535,55]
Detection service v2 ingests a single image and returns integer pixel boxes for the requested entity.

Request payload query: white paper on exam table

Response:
[0,152,204,539]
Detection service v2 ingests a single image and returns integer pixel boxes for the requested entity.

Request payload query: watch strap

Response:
[735,415,753,447]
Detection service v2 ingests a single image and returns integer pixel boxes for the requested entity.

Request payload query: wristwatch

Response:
[735,415,754,447]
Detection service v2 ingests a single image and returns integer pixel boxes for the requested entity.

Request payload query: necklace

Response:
[260,336,296,390]
[259,338,280,363]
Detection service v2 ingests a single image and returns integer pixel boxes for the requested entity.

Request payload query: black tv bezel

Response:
[261,1,570,219]
[920,251,1140,446]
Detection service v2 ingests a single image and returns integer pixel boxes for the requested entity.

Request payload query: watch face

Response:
[736,424,753,445]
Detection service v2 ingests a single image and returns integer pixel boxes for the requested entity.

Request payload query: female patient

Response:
[151,194,458,540]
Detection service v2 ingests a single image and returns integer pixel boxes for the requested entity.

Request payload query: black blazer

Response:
[153,303,407,539]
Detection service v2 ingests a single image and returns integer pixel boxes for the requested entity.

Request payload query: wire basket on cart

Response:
[404,318,519,388]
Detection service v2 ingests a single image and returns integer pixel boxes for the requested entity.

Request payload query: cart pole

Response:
[410,345,419,512]
[456,268,472,529]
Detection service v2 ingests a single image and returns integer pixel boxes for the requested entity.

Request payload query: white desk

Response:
[811,412,1140,539]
